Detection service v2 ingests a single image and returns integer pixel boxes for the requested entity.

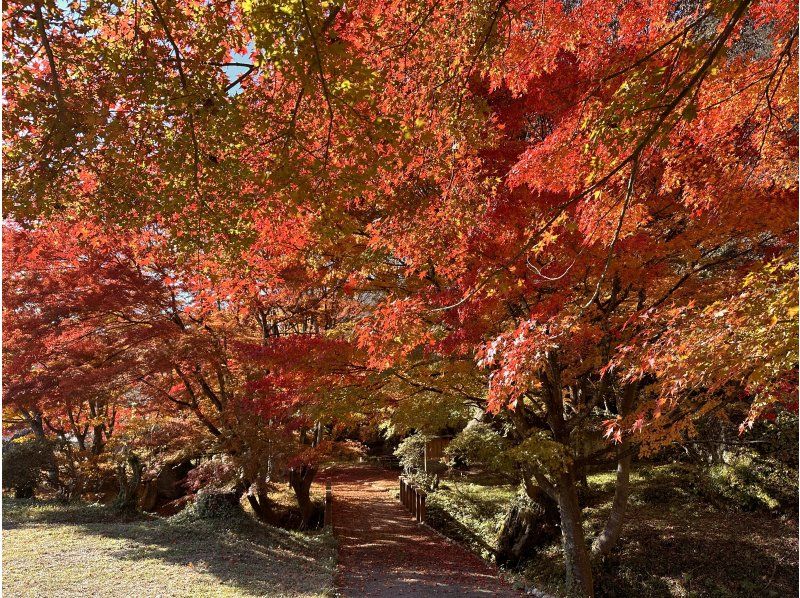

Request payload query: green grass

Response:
[426,479,516,561]
[584,464,799,598]
[423,464,798,598]
[2,498,336,598]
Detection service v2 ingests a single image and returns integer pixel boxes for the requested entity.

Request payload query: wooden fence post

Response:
[324,480,333,528]
[397,477,426,523]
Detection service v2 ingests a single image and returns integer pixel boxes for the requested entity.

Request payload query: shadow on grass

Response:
[595,520,796,598]
[426,503,498,559]
[580,464,699,511]
[3,498,335,597]
[2,498,139,527]
[514,465,800,598]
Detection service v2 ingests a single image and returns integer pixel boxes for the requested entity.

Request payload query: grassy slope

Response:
[425,480,515,562]
[2,499,336,598]
[424,465,798,598]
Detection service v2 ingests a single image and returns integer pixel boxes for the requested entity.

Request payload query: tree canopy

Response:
[3,0,797,595]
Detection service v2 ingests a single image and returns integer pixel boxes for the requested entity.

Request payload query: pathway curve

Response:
[325,465,524,597]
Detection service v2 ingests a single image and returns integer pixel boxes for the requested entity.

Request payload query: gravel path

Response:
[326,465,523,597]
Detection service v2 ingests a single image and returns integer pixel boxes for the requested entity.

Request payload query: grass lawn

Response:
[2,498,336,598]
[423,465,798,597]
[425,478,516,561]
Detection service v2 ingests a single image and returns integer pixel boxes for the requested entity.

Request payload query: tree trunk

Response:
[139,481,159,511]
[24,411,61,490]
[556,469,594,598]
[496,479,560,567]
[592,383,637,559]
[114,452,143,515]
[288,465,318,529]
[91,424,105,455]
[523,473,561,524]
[591,441,631,559]
[535,350,594,596]
[247,489,278,524]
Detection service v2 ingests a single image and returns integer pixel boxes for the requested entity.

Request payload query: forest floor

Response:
[326,464,524,597]
[420,463,799,597]
[2,498,336,597]
[4,463,794,597]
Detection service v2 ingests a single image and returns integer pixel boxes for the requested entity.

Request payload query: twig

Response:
[582,154,638,309]
[34,2,66,114]
[148,0,201,194]
[300,0,341,168]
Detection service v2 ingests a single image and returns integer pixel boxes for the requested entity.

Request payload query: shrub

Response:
[2,437,55,498]
[751,410,799,466]
[394,432,432,475]
[185,489,244,521]
[444,422,508,470]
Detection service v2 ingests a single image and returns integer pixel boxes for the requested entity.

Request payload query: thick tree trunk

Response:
[592,384,637,558]
[523,473,561,524]
[91,425,105,455]
[556,469,594,598]
[139,481,159,511]
[288,465,318,529]
[496,477,560,567]
[536,350,594,596]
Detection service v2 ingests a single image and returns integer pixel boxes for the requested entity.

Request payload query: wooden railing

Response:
[398,477,426,523]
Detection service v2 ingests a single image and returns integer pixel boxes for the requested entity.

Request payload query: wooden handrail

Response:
[398,476,426,523]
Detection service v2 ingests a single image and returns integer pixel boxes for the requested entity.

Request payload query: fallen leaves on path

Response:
[326,466,523,597]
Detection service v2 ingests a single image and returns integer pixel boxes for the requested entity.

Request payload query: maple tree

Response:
[3,217,364,524]
[344,1,797,593]
[3,219,162,495]
[3,0,797,595]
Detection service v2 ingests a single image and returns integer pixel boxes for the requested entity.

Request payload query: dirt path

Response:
[325,466,523,597]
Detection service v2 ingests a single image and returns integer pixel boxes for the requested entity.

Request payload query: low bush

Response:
[2,437,56,498]
[394,432,431,475]
[444,423,510,471]
[177,489,245,522]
